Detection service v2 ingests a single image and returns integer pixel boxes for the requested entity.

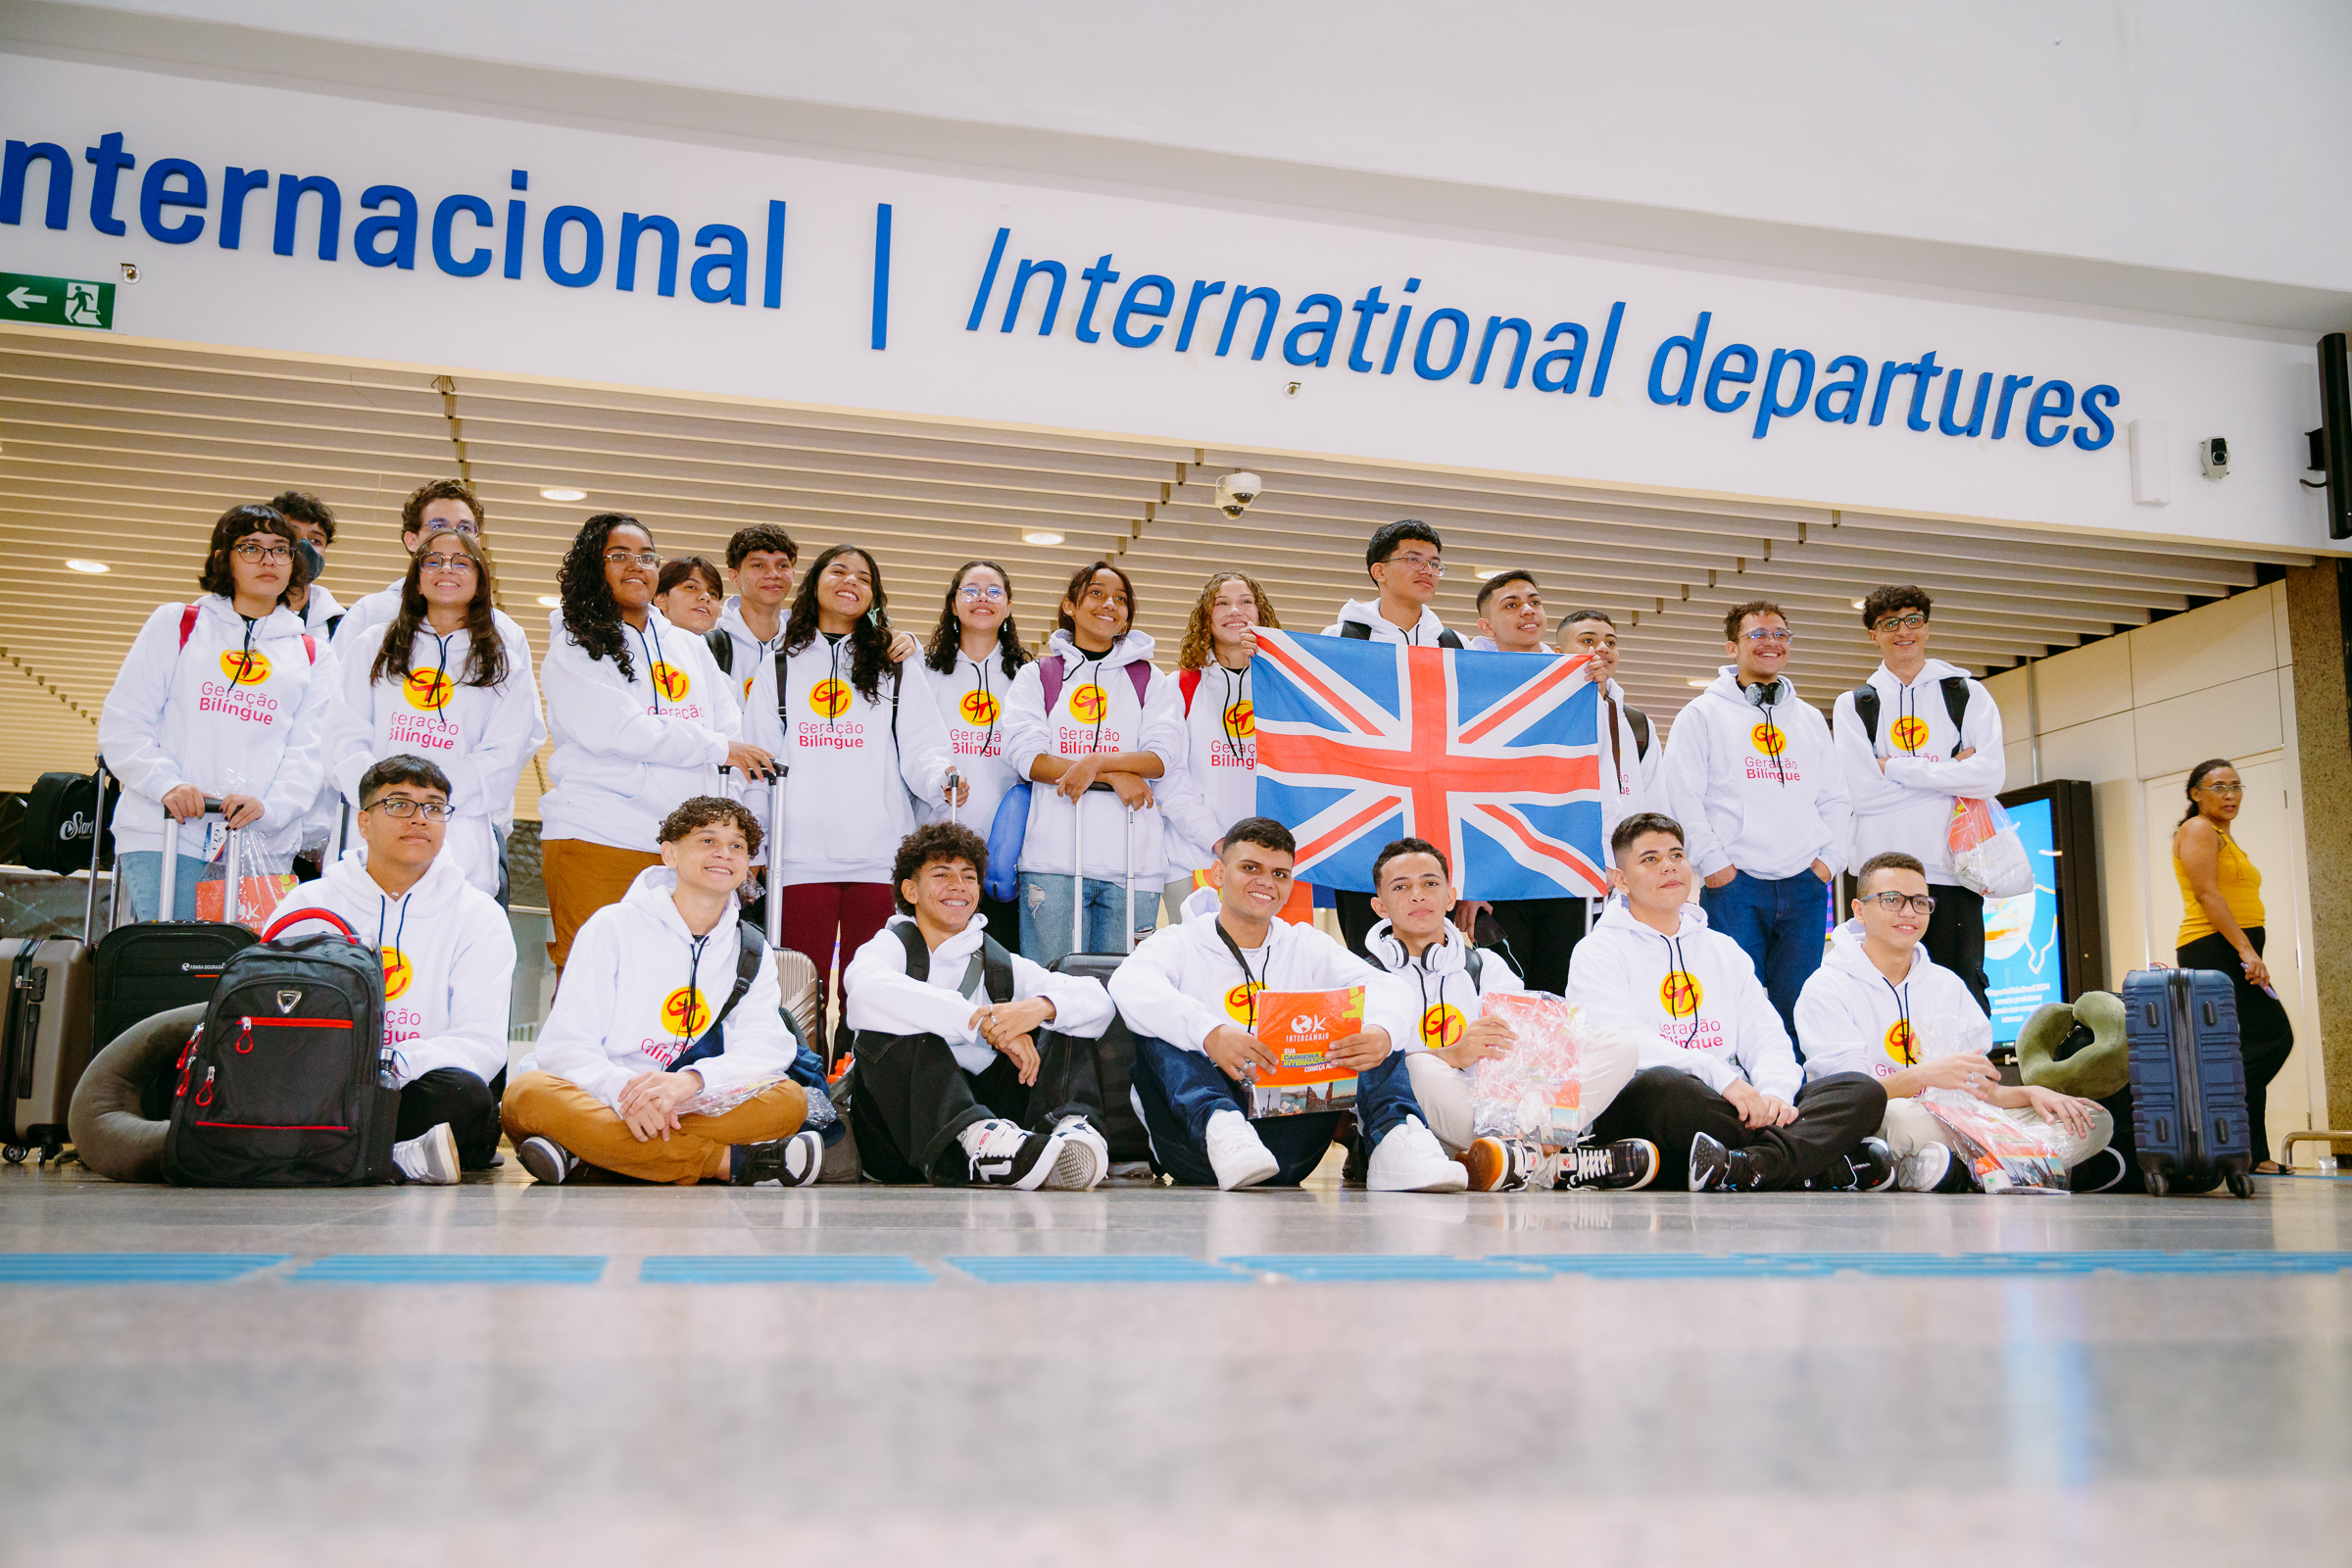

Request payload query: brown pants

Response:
[540,838,662,971]
[502,1071,808,1185]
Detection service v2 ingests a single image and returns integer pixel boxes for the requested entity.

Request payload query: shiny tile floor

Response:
[3,1158,2348,1566]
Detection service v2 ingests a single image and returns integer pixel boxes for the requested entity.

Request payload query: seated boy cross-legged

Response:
[1361,836,1650,1192]
[1795,851,2119,1193]
[1108,816,1464,1192]
[1571,812,1894,1193]
[842,822,1116,1189]
[503,796,811,1187]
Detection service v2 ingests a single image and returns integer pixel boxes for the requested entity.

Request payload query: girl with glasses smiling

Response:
[909,560,1035,947]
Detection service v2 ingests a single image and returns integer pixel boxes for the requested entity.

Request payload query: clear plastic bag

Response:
[1920,1090,2067,1194]
[1468,994,1590,1149]
[1948,796,2034,899]
[191,823,297,929]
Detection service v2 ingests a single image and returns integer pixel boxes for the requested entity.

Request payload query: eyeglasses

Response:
[2199,781,2244,796]
[1873,613,1928,633]
[1740,628,1793,645]
[418,554,477,574]
[604,550,661,568]
[232,542,293,564]
[420,521,481,538]
[363,798,454,821]
[958,585,1007,603]
[1387,552,1445,577]
[1862,892,1936,915]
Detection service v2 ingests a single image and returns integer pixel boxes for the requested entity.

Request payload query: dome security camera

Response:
[1215,471,1263,519]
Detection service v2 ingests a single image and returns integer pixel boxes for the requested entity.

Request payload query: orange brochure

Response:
[1246,986,1365,1117]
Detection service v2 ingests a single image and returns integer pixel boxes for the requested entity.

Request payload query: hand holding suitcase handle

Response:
[1071,780,1141,956]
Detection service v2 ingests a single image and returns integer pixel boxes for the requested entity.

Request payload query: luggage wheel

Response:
[2226,1171,2256,1200]
[36,1143,63,1167]
[1,1145,24,1165]
[2144,1168,2169,1198]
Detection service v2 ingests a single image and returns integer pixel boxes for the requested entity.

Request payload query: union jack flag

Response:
[1250,629,1606,900]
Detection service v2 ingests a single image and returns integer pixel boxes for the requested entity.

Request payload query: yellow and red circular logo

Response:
[1659,970,1703,1018]
[1884,1019,1918,1066]
[741,674,756,702]
[1419,1002,1466,1050]
[1890,714,1930,754]
[403,667,454,712]
[1067,683,1108,723]
[381,946,413,1002]
[661,985,711,1039]
[958,688,1002,727]
[1224,700,1255,738]
[1222,980,1264,1023]
[1749,721,1786,757]
[809,677,852,718]
[648,662,691,703]
[220,649,270,684]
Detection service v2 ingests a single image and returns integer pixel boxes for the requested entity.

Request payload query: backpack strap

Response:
[324,612,345,638]
[705,628,734,676]
[1464,946,1484,986]
[665,921,766,1075]
[302,634,317,664]
[1125,662,1151,710]
[177,605,199,650]
[893,920,930,985]
[1625,705,1652,760]
[1437,628,1463,650]
[1938,675,1971,734]
[1178,667,1201,715]
[1338,621,1372,640]
[1039,653,1065,712]
[1850,685,1881,746]
[979,934,1015,1004]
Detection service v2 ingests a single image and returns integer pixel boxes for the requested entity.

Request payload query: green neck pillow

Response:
[2016,991,2130,1101]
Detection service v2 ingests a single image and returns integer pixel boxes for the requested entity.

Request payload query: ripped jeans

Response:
[1018,872,1156,969]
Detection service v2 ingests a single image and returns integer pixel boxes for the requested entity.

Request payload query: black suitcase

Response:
[2122,966,2255,1199]
[162,904,396,1187]
[1046,781,1153,1163]
[0,765,108,1162]
[92,810,258,1120]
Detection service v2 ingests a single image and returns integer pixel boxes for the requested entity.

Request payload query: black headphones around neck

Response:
[1742,680,1779,708]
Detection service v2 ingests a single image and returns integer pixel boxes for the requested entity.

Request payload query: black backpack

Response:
[891,921,1014,1002]
[20,767,114,875]
[706,628,735,676]
[162,906,395,1187]
[1849,676,1971,748]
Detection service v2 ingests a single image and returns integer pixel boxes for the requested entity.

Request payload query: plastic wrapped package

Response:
[1467,993,1642,1150]
[191,820,297,929]
[1948,796,2034,899]
[1919,1090,2067,1194]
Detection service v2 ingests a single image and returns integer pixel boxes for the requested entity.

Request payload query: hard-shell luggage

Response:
[91,809,257,1119]
[1048,780,1152,1163]
[0,765,109,1162]
[161,905,396,1187]
[2122,966,2255,1199]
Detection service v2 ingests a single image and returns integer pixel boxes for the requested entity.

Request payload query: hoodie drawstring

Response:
[968,655,1000,757]
[631,620,669,713]
[227,613,260,691]
[1760,683,1788,787]
[1218,663,1248,769]
[1884,975,1915,1065]
[1663,931,1700,1051]
[426,629,456,726]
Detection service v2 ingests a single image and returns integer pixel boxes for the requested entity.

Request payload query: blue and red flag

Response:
[1250,629,1606,899]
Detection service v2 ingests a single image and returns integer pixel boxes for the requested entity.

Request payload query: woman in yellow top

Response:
[2173,758,2295,1172]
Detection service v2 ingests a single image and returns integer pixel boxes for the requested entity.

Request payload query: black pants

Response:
[1589,1066,1887,1191]
[2179,928,2296,1164]
[1485,897,1589,994]
[1335,890,1379,961]
[849,1031,1088,1186]
[979,893,1023,956]
[1925,883,1989,1014]
[396,1067,504,1169]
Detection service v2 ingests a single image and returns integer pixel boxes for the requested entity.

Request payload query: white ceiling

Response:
[0,326,2312,817]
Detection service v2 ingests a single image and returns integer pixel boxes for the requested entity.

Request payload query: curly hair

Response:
[783,545,895,704]
[658,794,763,858]
[890,821,989,915]
[197,504,310,604]
[1176,570,1282,671]
[1860,584,1931,629]
[401,477,483,538]
[557,514,653,678]
[371,528,510,690]
[724,525,799,570]
[1722,598,1787,641]
[923,560,1031,679]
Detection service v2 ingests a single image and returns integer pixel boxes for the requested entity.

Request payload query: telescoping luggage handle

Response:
[156,797,243,925]
[1071,779,1138,957]
[83,755,111,946]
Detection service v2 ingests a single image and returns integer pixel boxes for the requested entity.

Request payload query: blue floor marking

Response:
[641,1254,933,1285]
[1499,1253,1840,1279]
[1496,1250,2352,1279]
[292,1254,607,1284]
[0,1253,288,1285]
[948,1254,1250,1284]
[1225,1254,1547,1282]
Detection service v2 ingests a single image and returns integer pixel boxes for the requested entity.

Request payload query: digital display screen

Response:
[1983,795,2063,1043]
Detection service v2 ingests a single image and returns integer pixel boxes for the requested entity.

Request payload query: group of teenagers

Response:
[92,484,2132,1194]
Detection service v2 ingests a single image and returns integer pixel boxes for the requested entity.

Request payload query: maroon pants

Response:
[774,880,896,1041]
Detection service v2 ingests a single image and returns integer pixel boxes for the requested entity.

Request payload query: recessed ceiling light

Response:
[1022,530,1064,546]
[65,559,109,574]
[539,487,586,502]
[1685,677,1711,688]
[1851,599,1866,610]
[537,594,561,607]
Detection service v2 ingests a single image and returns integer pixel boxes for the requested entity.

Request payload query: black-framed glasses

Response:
[1873,613,1928,633]
[232,541,293,564]
[363,798,455,821]
[1862,891,1936,915]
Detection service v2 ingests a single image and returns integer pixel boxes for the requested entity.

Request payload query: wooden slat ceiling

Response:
[0,328,2313,817]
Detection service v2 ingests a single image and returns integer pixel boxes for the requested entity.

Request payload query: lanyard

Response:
[1213,918,1266,1029]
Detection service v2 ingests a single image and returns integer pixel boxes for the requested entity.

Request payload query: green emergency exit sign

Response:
[0,271,114,330]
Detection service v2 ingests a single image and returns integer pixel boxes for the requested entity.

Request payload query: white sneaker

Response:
[1044,1115,1110,1191]
[1897,1142,1953,1193]
[782,1129,824,1187]
[515,1135,579,1186]
[1203,1108,1280,1191]
[391,1122,459,1185]
[959,1118,1064,1191]
[1367,1116,1469,1192]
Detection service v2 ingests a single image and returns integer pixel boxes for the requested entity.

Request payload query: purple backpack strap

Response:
[1039,651,1151,713]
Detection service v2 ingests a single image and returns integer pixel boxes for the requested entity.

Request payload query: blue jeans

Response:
[1019,872,1156,969]
[1130,1034,1424,1188]
[116,851,209,922]
[1699,867,1831,1047]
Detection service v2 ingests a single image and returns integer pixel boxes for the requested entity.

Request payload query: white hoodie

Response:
[1590,676,1664,851]
[1000,629,1186,882]
[276,849,515,1087]
[1161,660,1261,874]
[1107,905,1415,1056]
[709,595,785,715]
[1566,896,1800,1101]
[1795,918,1990,1085]
[538,606,743,853]
[321,618,542,895]
[756,634,949,885]
[527,866,797,1109]
[99,596,334,858]
[1361,917,1525,1060]
[1831,658,2005,884]
[1321,597,1454,647]
[1662,668,1852,882]
[843,912,1115,1074]
[904,647,1028,838]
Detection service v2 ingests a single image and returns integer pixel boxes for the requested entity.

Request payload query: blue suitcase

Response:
[2122,968,2255,1198]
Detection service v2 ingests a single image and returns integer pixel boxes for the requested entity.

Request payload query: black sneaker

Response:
[960,1118,1068,1191]
[515,1136,580,1187]
[1558,1138,1660,1192]
[1689,1132,1763,1192]
[1816,1136,1897,1193]
[2071,1146,2129,1194]
[730,1130,825,1188]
